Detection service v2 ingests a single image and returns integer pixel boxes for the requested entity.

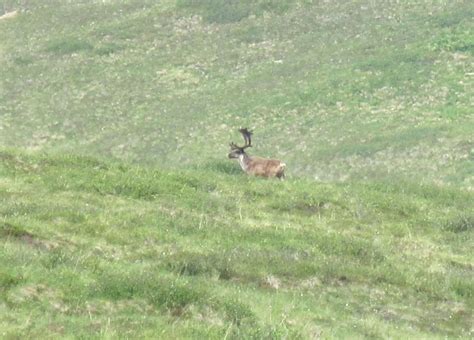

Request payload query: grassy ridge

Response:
[1,0,473,187]
[1,149,472,338]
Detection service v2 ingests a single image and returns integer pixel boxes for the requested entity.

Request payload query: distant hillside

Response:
[0,149,473,337]
[1,0,473,188]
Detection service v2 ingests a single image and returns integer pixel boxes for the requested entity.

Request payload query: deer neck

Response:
[238,153,251,172]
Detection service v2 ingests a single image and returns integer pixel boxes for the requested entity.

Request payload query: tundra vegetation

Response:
[0,0,473,338]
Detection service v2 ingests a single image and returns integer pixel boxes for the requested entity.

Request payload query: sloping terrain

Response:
[1,0,473,187]
[0,1,473,338]
[0,149,472,338]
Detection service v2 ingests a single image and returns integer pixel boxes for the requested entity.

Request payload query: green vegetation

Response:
[0,150,472,338]
[1,0,473,338]
[1,0,472,187]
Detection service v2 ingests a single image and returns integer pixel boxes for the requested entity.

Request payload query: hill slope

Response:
[1,149,472,338]
[1,0,473,187]
[1,1,473,338]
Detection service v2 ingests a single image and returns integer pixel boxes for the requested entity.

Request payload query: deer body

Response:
[228,128,286,179]
[237,154,286,178]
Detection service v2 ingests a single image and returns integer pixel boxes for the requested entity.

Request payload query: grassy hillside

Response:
[0,149,473,338]
[1,1,473,338]
[1,0,473,188]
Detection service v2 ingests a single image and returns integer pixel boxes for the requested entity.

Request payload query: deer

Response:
[228,128,286,179]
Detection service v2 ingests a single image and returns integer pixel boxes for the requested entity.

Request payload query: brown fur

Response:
[245,157,286,178]
[228,128,286,179]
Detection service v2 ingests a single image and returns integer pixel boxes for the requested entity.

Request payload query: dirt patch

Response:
[0,10,18,20]
[0,152,40,172]
[300,276,322,289]
[260,275,281,290]
[9,284,69,312]
[0,222,56,250]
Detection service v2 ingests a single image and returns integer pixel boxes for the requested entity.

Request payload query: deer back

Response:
[246,156,286,178]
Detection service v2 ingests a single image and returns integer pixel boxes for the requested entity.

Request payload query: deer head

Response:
[228,128,286,179]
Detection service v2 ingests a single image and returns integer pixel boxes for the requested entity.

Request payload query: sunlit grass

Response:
[1,0,473,338]
[0,149,472,337]
[0,0,472,188]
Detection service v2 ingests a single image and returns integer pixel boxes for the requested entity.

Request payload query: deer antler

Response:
[239,128,252,148]
[229,142,240,150]
[230,128,252,150]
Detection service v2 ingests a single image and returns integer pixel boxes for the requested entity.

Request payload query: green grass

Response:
[1,0,474,338]
[1,0,473,188]
[0,149,473,338]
